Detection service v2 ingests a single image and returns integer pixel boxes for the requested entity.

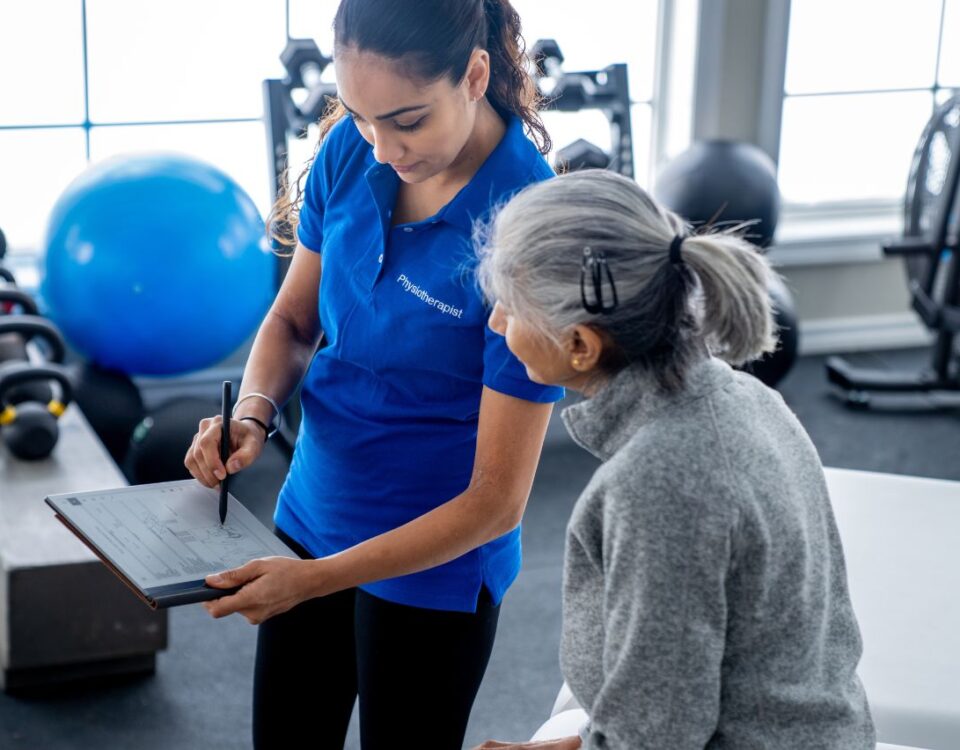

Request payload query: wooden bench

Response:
[0,406,167,692]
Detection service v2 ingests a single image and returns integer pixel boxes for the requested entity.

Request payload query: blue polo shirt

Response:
[274,114,563,613]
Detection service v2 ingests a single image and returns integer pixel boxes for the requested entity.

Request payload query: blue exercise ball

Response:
[42,154,274,376]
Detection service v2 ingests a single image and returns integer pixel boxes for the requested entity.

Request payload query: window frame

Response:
[694,0,955,267]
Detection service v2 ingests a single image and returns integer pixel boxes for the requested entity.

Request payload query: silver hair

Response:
[477,169,779,390]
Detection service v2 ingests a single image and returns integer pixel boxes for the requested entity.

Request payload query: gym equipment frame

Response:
[826,95,960,407]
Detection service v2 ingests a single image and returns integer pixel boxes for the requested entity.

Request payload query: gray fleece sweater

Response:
[559,356,874,750]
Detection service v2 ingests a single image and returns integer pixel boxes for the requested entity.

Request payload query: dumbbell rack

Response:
[531,39,635,179]
[539,63,634,179]
[261,39,338,445]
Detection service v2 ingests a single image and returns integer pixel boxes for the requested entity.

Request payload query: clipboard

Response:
[45,479,298,610]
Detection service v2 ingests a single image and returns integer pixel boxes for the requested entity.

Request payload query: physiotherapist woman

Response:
[183,1,563,748]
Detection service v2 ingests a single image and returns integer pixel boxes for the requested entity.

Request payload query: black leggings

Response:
[253,529,501,750]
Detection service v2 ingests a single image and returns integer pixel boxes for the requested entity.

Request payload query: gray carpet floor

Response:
[2,348,958,748]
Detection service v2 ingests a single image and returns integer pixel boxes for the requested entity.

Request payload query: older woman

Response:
[473,169,875,750]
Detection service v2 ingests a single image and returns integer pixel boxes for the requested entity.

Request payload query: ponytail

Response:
[266,97,347,255]
[481,0,551,154]
[679,231,778,366]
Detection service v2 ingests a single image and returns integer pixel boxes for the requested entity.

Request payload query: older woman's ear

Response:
[567,326,606,373]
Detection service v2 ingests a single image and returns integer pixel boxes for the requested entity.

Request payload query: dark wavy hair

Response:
[268,0,549,252]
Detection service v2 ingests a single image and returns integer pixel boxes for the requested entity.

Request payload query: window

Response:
[777,0,956,208]
[0,2,86,126]
[0,1,286,257]
[1,1,695,258]
[0,128,89,263]
[85,1,287,123]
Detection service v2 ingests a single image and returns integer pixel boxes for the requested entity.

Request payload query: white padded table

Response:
[825,467,960,750]
[537,468,960,750]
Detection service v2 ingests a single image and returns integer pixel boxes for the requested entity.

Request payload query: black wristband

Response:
[239,415,270,442]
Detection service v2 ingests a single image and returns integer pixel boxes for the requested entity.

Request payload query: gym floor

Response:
[1,347,957,749]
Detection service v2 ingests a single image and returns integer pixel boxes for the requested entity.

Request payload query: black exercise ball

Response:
[71,362,145,465]
[655,140,795,386]
[654,140,781,248]
[742,274,799,388]
[124,396,217,484]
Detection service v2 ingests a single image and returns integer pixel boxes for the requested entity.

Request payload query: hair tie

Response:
[669,235,685,266]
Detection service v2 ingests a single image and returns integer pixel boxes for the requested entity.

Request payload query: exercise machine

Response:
[826,94,960,407]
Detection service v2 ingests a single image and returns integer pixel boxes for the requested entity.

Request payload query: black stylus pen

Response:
[219,380,231,525]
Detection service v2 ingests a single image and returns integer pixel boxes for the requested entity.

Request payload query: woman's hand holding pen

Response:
[203,557,324,624]
[184,415,265,488]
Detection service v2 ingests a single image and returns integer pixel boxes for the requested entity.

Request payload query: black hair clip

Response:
[580,247,618,315]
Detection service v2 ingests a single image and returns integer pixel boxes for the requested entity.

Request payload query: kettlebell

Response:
[0,283,32,318]
[0,314,71,461]
[0,288,38,316]
[0,314,67,405]
[0,362,74,460]
[0,290,41,350]
[0,227,15,290]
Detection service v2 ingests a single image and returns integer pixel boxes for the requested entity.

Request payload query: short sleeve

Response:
[296,117,351,253]
[483,324,565,403]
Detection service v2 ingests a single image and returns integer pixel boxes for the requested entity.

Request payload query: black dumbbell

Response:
[280,38,333,90]
[530,38,564,79]
[0,314,66,405]
[0,362,73,460]
[280,38,338,123]
[530,39,592,111]
[555,139,611,173]
[550,77,590,111]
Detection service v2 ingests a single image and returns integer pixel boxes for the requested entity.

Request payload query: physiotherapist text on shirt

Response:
[183,1,564,748]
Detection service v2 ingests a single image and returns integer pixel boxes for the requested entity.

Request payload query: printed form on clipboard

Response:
[45,480,298,609]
